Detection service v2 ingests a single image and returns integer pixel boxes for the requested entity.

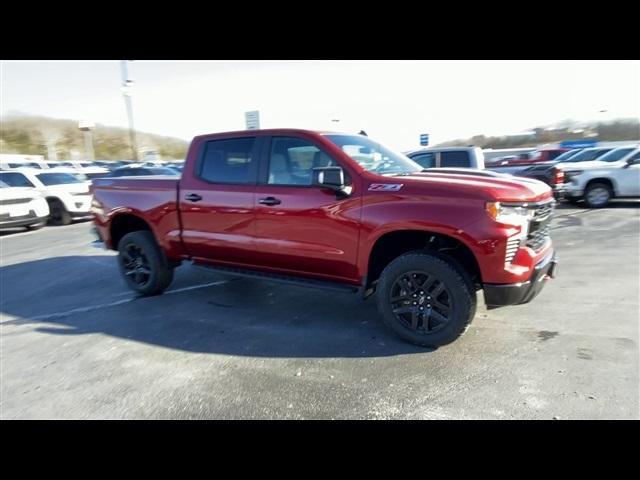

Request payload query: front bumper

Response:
[0,214,48,229]
[483,250,557,308]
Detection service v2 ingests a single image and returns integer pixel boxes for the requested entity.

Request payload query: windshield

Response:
[36,172,84,186]
[324,135,423,175]
[554,150,582,162]
[597,147,636,163]
[563,148,611,163]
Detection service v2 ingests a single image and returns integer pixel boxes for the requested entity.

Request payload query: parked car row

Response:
[0,167,92,228]
[0,159,184,230]
[401,144,640,207]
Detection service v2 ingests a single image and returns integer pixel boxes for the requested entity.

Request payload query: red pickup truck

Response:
[91,129,557,347]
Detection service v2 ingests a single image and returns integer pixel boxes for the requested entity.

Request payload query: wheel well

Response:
[366,230,482,290]
[110,214,152,250]
[585,178,615,196]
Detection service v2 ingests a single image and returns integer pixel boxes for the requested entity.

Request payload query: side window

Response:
[548,151,565,161]
[411,153,436,168]
[440,151,471,168]
[629,151,640,162]
[0,172,35,188]
[268,137,337,186]
[199,137,256,184]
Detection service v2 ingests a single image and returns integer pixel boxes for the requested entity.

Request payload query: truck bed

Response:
[91,176,183,255]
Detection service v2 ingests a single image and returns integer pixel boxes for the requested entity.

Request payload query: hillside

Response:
[0,114,189,160]
[435,118,640,149]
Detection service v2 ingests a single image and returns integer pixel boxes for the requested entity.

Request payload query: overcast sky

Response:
[1,60,638,150]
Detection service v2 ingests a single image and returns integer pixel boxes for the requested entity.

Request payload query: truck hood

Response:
[392,170,552,203]
[43,182,92,195]
[0,186,41,201]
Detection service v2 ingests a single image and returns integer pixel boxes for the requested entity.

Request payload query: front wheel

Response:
[118,231,174,296]
[376,251,476,348]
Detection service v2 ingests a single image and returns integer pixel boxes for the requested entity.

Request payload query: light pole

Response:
[120,60,138,161]
[78,120,95,162]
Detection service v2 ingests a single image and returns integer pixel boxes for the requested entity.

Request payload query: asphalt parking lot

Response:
[1,201,639,419]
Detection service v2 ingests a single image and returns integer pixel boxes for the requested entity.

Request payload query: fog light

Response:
[75,202,83,208]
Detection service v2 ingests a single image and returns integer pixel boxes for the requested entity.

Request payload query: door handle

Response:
[185,193,202,202]
[258,197,281,206]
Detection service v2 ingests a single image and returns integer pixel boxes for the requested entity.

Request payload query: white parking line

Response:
[0,222,90,241]
[1,280,228,323]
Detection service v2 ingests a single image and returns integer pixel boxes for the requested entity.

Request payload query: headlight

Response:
[486,201,534,227]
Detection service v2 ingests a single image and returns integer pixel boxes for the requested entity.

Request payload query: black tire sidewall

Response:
[47,199,71,226]
[117,231,173,295]
[584,182,611,208]
[376,251,476,348]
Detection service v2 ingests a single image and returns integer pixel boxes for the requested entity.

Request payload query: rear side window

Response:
[199,137,256,184]
[440,151,471,168]
[0,172,35,187]
[411,152,436,168]
[598,148,636,162]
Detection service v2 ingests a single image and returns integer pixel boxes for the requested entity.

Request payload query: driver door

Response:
[252,135,362,283]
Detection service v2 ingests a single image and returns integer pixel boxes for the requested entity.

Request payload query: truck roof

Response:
[192,129,357,140]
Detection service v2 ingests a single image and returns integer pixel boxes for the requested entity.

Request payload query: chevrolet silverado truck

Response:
[91,129,557,347]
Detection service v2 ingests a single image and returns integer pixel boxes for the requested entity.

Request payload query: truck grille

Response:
[0,197,33,205]
[526,200,555,252]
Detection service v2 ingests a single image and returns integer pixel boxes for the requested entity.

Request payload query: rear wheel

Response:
[376,251,476,347]
[584,182,612,208]
[118,231,174,295]
[47,198,72,226]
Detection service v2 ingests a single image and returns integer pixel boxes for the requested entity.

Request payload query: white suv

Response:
[0,180,50,230]
[0,168,92,225]
[558,146,640,208]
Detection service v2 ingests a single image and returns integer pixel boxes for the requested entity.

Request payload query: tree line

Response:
[0,114,189,160]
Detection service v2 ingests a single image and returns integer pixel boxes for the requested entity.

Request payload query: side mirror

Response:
[312,166,345,191]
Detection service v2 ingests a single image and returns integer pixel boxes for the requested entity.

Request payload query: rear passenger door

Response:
[179,136,261,266]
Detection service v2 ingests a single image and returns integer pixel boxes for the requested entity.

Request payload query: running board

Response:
[191,262,361,294]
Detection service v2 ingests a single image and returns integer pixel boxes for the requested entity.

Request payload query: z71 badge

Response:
[368,183,404,191]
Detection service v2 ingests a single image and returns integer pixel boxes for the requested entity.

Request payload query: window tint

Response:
[199,137,256,184]
[440,151,471,168]
[411,152,436,168]
[36,173,83,185]
[547,151,565,160]
[268,137,337,186]
[0,172,35,187]
[598,148,635,162]
[553,150,581,162]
